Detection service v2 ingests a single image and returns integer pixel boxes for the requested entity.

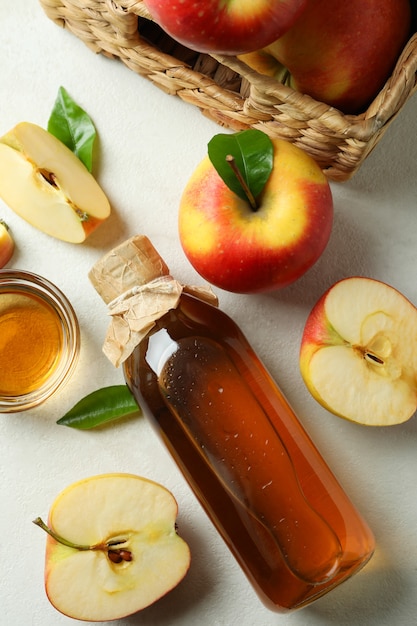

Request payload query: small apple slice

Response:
[300,277,417,426]
[34,473,191,621]
[0,122,110,243]
[0,218,14,267]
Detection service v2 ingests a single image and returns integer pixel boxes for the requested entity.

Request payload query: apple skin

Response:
[238,50,284,80]
[179,138,333,294]
[0,219,14,267]
[258,0,412,114]
[299,277,417,426]
[142,0,309,55]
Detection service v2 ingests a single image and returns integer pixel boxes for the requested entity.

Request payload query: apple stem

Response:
[32,517,133,562]
[33,517,95,550]
[226,155,258,211]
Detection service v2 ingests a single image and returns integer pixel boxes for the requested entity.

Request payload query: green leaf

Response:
[57,385,140,430]
[47,86,96,172]
[207,129,274,206]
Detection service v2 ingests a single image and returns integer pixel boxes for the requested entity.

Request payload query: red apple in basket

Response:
[300,277,417,426]
[260,0,412,113]
[142,0,309,55]
[179,130,333,294]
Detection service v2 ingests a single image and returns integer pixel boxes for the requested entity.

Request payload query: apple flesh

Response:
[0,122,110,243]
[300,277,417,426]
[34,473,191,621]
[179,138,333,293]
[142,0,308,55]
[261,0,412,113]
[0,219,14,267]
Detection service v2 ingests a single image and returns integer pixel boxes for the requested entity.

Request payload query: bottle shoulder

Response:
[134,293,252,375]
[162,292,243,341]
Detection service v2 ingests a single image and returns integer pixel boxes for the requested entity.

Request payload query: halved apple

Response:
[34,473,191,621]
[300,277,417,426]
[0,122,110,243]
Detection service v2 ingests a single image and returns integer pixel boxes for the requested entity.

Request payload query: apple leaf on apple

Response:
[208,129,273,209]
[47,86,96,172]
[57,385,140,429]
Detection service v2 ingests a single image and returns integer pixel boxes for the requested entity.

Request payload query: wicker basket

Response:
[39,0,417,181]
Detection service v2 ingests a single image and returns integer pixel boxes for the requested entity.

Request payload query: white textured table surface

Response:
[2,3,417,626]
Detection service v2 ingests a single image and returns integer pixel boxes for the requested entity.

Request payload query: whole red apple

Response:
[178,138,333,294]
[142,0,309,55]
[263,0,412,113]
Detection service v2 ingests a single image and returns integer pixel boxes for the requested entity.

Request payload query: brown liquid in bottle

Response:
[124,292,375,612]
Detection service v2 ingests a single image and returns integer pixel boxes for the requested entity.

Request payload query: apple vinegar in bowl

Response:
[0,270,80,412]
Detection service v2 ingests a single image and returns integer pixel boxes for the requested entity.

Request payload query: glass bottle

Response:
[90,235,375,612]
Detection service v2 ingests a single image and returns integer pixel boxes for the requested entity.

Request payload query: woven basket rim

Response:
[214,30,417,142]
[120,0,417,141]
[38,0,417,180]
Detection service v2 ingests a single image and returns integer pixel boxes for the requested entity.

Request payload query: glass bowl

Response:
[0,270,80,413]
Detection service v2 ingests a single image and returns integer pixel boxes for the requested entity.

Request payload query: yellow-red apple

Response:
[237,49,284,80]
[0,122,110,243]
[142,0,309,55]
[34,473,191,621]
[300,277,417,426]
[262,0,412,113]
[179,138,333,293]
[0,219,14,267]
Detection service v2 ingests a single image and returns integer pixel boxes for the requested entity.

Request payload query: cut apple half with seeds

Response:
[0,122,110,243]
[300,277,417,426]
[34,473,191,621]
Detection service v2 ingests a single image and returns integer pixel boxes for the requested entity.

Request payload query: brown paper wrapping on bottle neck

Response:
[89,235,218,367]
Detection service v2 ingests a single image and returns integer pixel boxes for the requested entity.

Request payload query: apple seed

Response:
[39,168,58,188]
[108,549,133,564]
[364,351,385,366]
